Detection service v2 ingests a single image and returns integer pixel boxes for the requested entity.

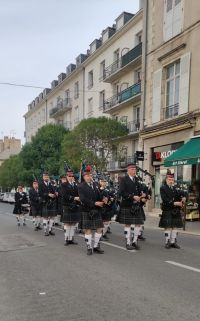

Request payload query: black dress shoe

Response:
[165,242,171,249]
[138,235,146,241]
[34,226,38,231]
[37,225,42,230]
[132,242,140,250]
[64,240,70,246]
[69,239,78,245]
[49,230,55,236]
[93,246,104,254]
[102,234,109,241]
[107,227,112,234]
[87,248,93,255]
[126,244,135,250]
[44,231,49,236]
[171,242,181,249]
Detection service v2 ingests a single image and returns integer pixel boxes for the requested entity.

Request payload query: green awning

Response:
[164,136,200,167]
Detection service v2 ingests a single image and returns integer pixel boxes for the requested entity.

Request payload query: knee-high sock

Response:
[64,226,70,241]
[69,226,75,240]
[171,230,178,244]
[131,226,134,238]
[124,227,131,245]
[49,219,54,231]
[103,223,109,236]
[85,234,92,249]
[133,226,140,243]
[164,230,171,244]
[43,219,48,232]
[94,232,102,248]
[32,217,36,224]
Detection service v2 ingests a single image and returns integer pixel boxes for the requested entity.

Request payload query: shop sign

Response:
[152,142,183,165]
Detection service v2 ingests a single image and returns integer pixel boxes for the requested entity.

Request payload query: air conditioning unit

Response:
[58,73,66,83]
[76,53,88,67]
[66,64,76,75]
[51,80,58,89]
[43,88,51,97]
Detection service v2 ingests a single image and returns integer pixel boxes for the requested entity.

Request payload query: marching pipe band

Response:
[12,164,187,255]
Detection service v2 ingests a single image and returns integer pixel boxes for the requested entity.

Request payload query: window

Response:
[74,81,79,99]
[113,49,120,71]
[135,69,141,83]
[163,0,183,41]
[136,31,142,45]
[74,106,79,123]
[165,60,180,118]
[88,70,94,89]
[88,98,93,115]
[99,90,105,109]
[100,60,105,79]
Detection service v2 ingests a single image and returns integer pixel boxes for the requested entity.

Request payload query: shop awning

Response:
[164,136,200,167]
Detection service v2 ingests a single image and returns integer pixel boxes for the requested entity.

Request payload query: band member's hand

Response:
[174,201,183,207]
[141,198,147,203]
[48,193,55,198]
[95,201,104,207]
[133,196,141,202]
[141,193,146,198]
[55,192,58,197]
[182,197,186,203]
[103,197,108,204]
[74,196,80,201]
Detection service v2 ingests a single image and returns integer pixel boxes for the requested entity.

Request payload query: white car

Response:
[0,193,4,202]
[8,193,15,204]
[2,193,10,203]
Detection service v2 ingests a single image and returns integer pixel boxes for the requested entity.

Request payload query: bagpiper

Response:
[13,186,28,227]
[39,172,58,236]
[118,163,145,250]
[159,172,186,249]
[29,180,43,231]
[78,169,105,255]
[60,170,80,245]
[98,176,115,241]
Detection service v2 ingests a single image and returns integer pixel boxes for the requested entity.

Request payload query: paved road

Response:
[0,202,199,321]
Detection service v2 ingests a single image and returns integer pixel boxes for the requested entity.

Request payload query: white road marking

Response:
[39,292,46,295]
[1,212,136,253]
[165,261,200,273]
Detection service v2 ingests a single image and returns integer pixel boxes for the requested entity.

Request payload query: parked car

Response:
[2,193,10,203]
[8,193,15,204]
[0,193,4,202]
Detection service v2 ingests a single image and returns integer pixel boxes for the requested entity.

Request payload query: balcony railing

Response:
[107,156,136,170]
[164,103,179,119]
[49,99,72,118]
[103,82,141,112]
[102,42,142,81]
[127,120,140,133]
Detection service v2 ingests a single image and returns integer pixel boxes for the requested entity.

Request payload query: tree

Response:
[61,117,128,171]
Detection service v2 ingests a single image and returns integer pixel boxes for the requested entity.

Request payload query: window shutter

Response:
[173,0,182,36]
[152,69,162,124]
[179,53,191,115]
[163,0,173,41]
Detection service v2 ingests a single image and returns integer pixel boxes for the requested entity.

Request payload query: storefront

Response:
[152,142,192,208]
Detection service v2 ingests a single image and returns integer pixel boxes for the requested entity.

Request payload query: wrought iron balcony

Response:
[127,120,140,133]
[102,42,142,82]
[103,82,141,113]
[49,99,72,118]
[107,156,136,171]
[164,103,179,119]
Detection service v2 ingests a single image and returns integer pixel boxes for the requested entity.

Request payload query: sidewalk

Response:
[146,212,200,236]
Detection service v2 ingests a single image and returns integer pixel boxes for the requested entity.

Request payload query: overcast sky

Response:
[0,0,139,142]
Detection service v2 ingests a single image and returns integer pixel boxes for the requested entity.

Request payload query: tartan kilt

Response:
[81,210,103,230]
[62,206,80,224]
[159,209,183,229]
[42,200,57,218]
[117,207,144,225]
[31,204,42,217]
[101,208,113,222]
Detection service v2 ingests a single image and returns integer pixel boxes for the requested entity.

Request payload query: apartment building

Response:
[0,136,21,166]
[141,0,200,209]
[24,6,144,172]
